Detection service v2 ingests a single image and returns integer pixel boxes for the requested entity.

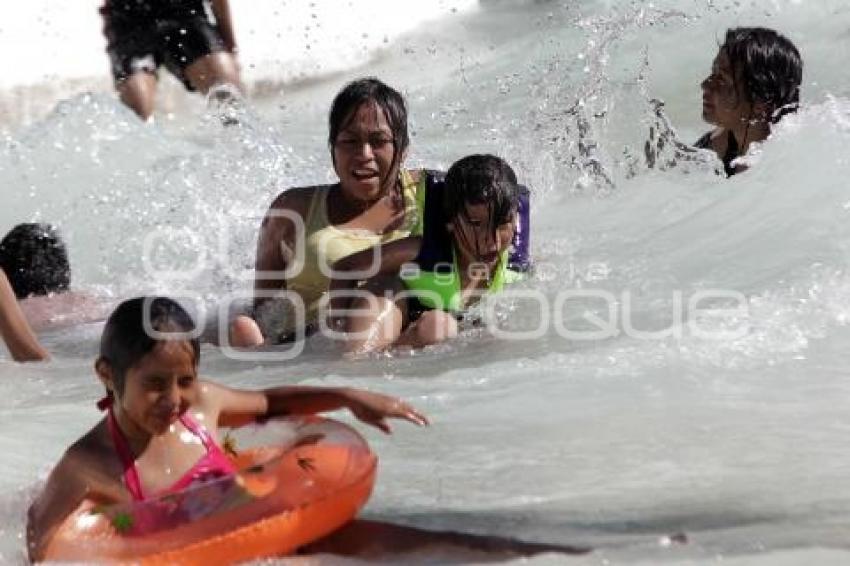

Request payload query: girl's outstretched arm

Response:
[209,381,428,432]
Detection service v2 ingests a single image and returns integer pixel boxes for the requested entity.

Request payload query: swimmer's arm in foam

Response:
[250,188,312,330]
[0,270,48,362]
[253,192,297,298]
[208,380,428,433]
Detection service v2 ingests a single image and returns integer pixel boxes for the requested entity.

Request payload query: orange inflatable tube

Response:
[44,416,377,564]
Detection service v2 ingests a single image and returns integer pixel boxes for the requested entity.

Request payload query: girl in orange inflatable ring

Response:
[26,295,428,563]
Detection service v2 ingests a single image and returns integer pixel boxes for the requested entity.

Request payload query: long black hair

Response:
[328,77,410,192]
[722,27,803,123]
[443,154,519,258]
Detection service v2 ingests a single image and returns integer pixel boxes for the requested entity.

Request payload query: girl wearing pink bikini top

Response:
[101,396,237,501]
[26,297,428,562]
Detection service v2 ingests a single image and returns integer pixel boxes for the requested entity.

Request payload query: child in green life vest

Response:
[334,154,528,353]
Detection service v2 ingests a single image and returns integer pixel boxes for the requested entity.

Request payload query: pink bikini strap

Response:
[97,396,223,501]
[177,412,216,452]
[104,406,146,501]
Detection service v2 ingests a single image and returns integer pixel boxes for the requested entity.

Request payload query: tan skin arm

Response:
[203,381,428,433]
[326,236,422,313]
[706,127,730,158]
[252,189,311,310]
[0,270,49,362]
[332,236,423,280]
[209,0,237,52]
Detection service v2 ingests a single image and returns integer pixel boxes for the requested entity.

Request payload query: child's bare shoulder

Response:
[59,422,116,481]
[193,378,243,417]
[269,185,323,216]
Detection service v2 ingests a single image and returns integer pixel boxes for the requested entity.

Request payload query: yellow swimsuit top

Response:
[282,169,424,331]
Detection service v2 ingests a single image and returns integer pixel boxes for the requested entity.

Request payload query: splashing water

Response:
[3,0,850,563]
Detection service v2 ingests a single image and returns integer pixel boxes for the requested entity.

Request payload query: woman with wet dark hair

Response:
[231,77,427,344]
[696,27,803,176]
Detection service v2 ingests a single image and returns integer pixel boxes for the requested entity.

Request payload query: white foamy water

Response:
[3,0,850,564]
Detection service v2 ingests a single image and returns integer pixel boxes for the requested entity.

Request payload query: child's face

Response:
[701,49,753,129]
[118,340,199,436]
[451,202,516,269]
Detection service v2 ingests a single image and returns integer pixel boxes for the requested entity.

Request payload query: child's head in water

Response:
[0,223,70,299]
[95,297,201,435]
[702,27,802,130]
[443,154,520,270]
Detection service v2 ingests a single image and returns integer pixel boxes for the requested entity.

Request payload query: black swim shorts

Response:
[102,2,226,90]
[405,296,473,326]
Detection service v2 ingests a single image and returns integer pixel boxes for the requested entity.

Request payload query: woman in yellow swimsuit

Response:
[231,78,425,344]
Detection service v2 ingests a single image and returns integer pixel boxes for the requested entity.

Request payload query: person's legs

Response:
[397,309,458,348]
[116,72,158,122]
[164,16,241,95]
[104,12,160,122]
[341,276,407,354]
[184,51,241,94]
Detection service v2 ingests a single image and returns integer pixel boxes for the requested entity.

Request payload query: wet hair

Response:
[99,297,200,397]
[0,223,70,299]
[722,27,803,123]
[443,154,520,237]
[328,77,410,186]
